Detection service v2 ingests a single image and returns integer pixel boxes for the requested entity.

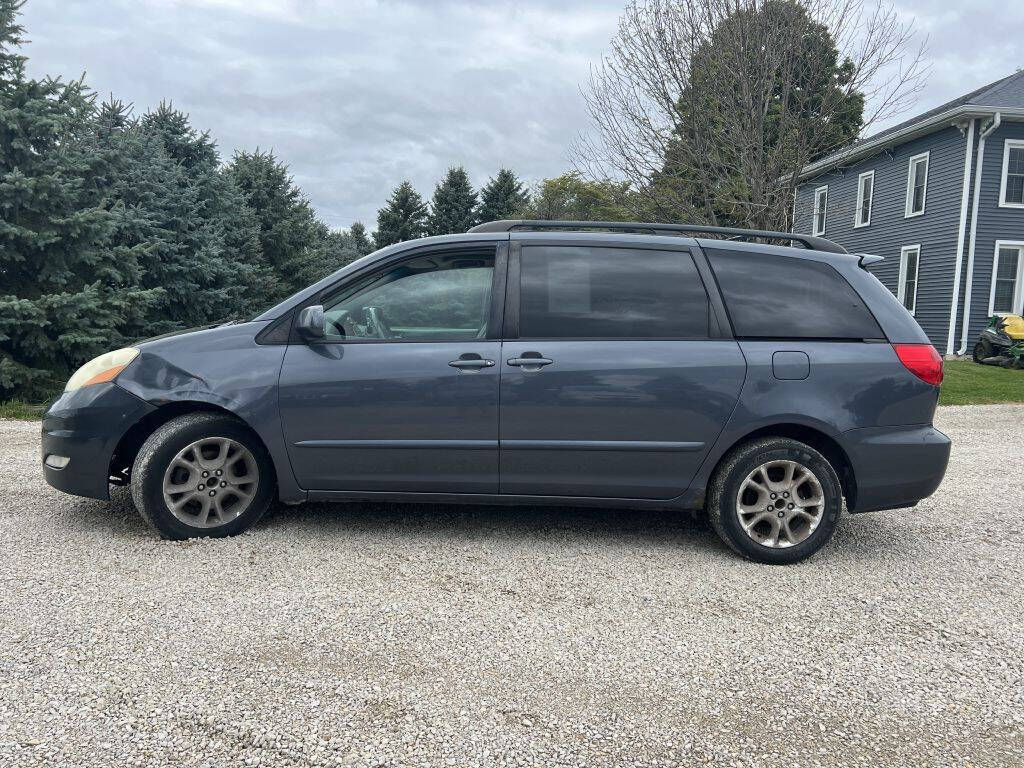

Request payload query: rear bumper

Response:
[843,423,951,513]
[41,383,155,500]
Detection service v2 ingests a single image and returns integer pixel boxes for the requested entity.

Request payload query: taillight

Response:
[892,343,943,386]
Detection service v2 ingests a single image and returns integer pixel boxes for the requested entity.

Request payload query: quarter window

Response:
[706,249,883,340]
[905,152,928,217]
[898,245,921,314]
[321,251,494,341]
[812,186,828,235]
[518,246,710,339]
[855,171,874,227]
[990,243,1024,315]
[999,140,1024,207]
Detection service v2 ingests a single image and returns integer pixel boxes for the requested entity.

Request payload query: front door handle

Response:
[449,356,495,370]
[507,356,554,370]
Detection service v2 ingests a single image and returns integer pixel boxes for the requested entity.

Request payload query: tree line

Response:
[1,0,924,402]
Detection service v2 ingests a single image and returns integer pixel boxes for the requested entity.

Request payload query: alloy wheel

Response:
[161,437,259,528]
[735,459,825,548]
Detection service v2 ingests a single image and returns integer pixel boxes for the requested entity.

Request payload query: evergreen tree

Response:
[426,166,478,236]
[349,221,372,256]
[0,2,159,399]
[374,180,428,248]
[477,168,529,223]
[227,149,331,300]
[126,105,267,328]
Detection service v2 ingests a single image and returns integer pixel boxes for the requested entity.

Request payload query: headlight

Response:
[64,348,140,392]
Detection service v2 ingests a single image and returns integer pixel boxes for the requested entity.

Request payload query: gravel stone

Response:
[2,405,1023,767]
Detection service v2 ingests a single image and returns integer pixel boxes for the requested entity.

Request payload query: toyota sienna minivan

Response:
[42,220,951,563]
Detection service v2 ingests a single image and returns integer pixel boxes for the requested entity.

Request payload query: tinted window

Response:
[519,246,709,339]
[322,252,493,341]
[707,249,883,339]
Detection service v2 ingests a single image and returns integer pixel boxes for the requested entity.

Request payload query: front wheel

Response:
[707,438,842,564]
[131,413,275,539]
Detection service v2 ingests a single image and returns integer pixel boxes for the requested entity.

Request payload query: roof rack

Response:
[467,219,848,255]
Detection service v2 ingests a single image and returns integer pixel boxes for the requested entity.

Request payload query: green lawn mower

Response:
[973,314,1024,369]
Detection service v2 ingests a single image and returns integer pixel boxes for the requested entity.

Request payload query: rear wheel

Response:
[973,340,991,363]
[708,438,842,564]
[131,413,275,539]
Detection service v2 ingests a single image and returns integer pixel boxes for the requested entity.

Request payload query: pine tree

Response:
[374,181,428,248]
[226,149,328,301]
[426,167,478,236]
[349,221,372,256]
[477,168,529,223]
[0,2,159,400]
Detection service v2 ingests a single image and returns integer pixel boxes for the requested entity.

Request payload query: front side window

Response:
[518,246,710,339]
[812,186,828,235]
[322,251,494,341]
[991,243,1024,314]
[905,152,928,217]
[1000,140,1024,207]
[855,171,874,227]
[898,245,921,314]
[706,248,883,340]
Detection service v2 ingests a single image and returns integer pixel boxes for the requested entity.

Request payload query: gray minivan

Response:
[42,220,950,563]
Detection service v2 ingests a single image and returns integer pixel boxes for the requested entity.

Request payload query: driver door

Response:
[278,244,504,493]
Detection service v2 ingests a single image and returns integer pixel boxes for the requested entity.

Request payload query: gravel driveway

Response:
[1,405,1023,767]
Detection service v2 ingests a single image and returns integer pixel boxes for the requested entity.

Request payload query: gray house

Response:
[793,71,1024,355]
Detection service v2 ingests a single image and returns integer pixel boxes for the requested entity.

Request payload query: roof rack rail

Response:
[467,219,848,254]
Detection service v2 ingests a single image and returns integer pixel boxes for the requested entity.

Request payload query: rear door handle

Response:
[449,357,495,370]
[507,356,554,369]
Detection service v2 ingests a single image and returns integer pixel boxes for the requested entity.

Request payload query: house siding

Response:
[963,120,1024,346]
[795,126,970,350]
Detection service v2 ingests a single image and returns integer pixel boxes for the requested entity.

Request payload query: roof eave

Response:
[795,106,1024,182]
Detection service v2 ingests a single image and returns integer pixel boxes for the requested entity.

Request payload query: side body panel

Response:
[498,340,746,498]
[116,322,301,501]
[277,341,501,493]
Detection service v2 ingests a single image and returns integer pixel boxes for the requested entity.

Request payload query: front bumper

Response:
[41,383,155,500]
[843,423,951,513]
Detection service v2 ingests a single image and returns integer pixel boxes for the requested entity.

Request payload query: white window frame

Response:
[812,185,828,235]
[854,170,874,228]
[904,151,929,218]
[998,139,1024,209]
[988,240,1024,316]
[898,244,921,315]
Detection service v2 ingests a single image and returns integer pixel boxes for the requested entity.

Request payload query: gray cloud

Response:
[20,0,1022,230]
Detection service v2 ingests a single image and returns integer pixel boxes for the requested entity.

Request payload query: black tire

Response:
[707,437,842,564]
[970,342,987,366]
[130,413,275,540]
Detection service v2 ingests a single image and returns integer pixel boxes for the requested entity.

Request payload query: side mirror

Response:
[295,305,326,341]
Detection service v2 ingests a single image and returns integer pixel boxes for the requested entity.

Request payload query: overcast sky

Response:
[19,0,1024,231]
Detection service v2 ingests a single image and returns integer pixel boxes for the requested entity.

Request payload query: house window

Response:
[905,152,929,217]
[855,171,874,227]
[812,186,827,235]
[999,140,1024,208]
[898,245,921,314]
[990,242,1024,315]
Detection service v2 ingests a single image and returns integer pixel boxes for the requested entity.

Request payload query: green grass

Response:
[0,401,48,420]
[940,360,1024,406]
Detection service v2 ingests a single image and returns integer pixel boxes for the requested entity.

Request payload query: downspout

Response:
[946,118,975,354]
[958,112,1001,355]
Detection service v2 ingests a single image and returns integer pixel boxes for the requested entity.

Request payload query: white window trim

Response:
[854,170,874,228]
[988,240,1024,316]
[898,244,921,315]
[812,185,828,235]
[998,139,1024,209]
[904,151,929,218]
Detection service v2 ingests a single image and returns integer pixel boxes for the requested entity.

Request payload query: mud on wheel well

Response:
[712,424,857,509]
[109,403,271,486]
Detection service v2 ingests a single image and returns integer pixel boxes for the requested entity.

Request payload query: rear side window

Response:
[706,249,883,339]
[519,246,710,339]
